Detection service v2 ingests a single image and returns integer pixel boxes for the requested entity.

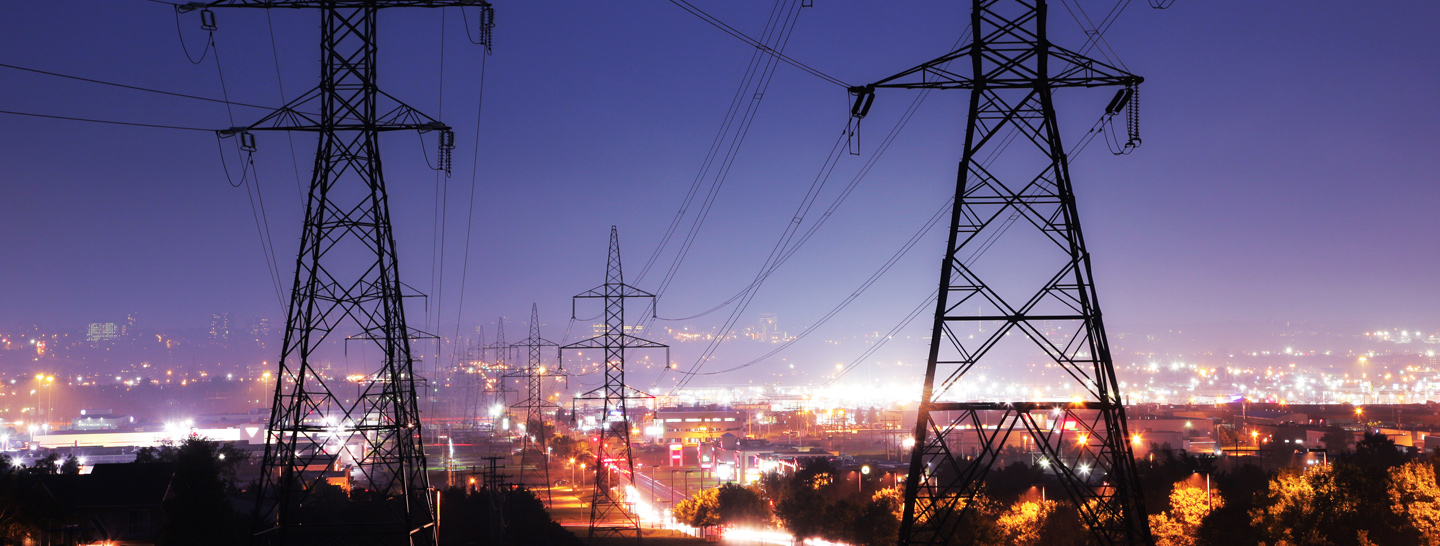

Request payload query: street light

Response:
[859,465,871,495]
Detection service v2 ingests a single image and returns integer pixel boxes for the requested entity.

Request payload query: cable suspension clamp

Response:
[200,9,217,32]
[239,131,256,153]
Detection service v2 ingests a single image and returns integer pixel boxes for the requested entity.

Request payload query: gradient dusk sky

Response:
[1,1,1437,385]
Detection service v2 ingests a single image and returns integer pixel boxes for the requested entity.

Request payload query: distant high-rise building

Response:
[86,322,119,342]
[209,313,233,345]
[758,313,778,343]
[248,318,273,349]
[120,312,138,338]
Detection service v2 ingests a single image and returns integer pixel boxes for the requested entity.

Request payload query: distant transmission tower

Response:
[461,328,485,428]
[481,318,517,427]
[562,226,669,542]
[850,1,1150,544]
[180,1,494,544]
[503,303,566,506]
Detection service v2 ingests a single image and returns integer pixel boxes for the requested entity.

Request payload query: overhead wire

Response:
[670,1,1142,387]
[652,57,958,323]
[196,15,289,316]
[636,0,802,286]
[432,8,450,365]
[661,26,975,390]
[262,11,308,201]
[173,8,213,65]
[821,103,1135,388]
[680,195,952,378]
[640,0,808,354]
[0,109,212,131]
[665,0,848,88]
[448,40,491,373]
[0,62,276,111]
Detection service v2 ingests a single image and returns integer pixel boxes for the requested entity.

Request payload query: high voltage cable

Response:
[1060,0,1133,70]
[821,108,1131,388]
[263,10,308,201]
[666,6,1133,387]
[0,109,212,131]
[651,59,955,323]
[209,26,290,317]
[636,0,803,287]
[448,50,490,372]
[659,27,974,390]
[665,0,849,88]
[640,0,806,346]
[432,8,449,365]
[678,195,952,378]
[0,62,275,111]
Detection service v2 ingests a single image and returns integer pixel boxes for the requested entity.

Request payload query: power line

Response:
[448,51,490,371]
[637,0,805,287]
[678,196,951,378]
[659,27,974,389]
[0,62,274,110]
[0,109,212,131]
[665,0,848,88]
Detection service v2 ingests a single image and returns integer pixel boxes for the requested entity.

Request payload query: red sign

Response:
[669,443,684,467]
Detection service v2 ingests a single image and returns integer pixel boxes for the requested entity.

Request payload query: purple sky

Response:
[1,1,1438,385]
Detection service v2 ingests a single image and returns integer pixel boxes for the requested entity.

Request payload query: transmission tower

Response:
[561,226,669,542]
[481,318,517,428]
[460,328,485,428]
[849,1,1150,544]
[502,304,566,507]
[178,2,494,544]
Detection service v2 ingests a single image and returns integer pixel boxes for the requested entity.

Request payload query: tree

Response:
[1388,462,1440,546]
[162,437,244,545]
[1149,481,1223,546]
[1250,466,1329,546]
[27,454,59,476]
[852,487,903,546]
[134,436,250,491]
[762,458,844,540]
[673,484,767,530]
[1352,431,1405,470]
[60,455,80,476]
[715,483,769,525]
[1321,426,1354,454]
[0,455,58,544]
[674,487,722,527]
[996,500,1052,546]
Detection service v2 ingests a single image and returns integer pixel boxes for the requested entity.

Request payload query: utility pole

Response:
[503,303,567,507]
[177,2,494,544]
[562,226,669,543]
[850,1,1150,544]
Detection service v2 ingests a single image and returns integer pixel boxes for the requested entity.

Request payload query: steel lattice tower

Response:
[481,318,518,428]
[502,303,566,506]
[459,329,484,428]
[562,226,668,542]
[180,2,492,544]
[850,1,1150,544]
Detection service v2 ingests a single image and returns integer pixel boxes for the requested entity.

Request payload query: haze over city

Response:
[1,2,1438,545]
